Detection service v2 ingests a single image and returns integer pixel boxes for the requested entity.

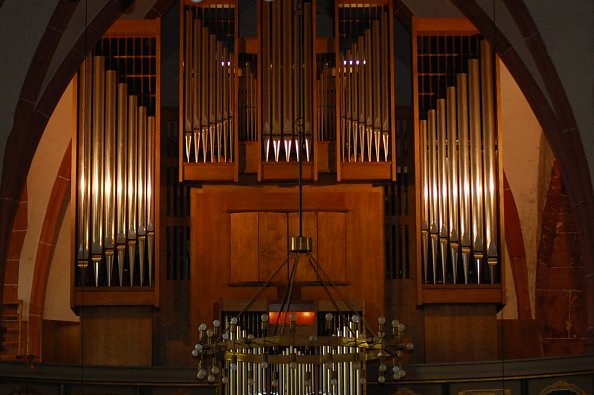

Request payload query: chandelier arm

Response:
[303,254,351,329]
[306,253,381,339]
[273,254,300,337]
[217,254,292,342]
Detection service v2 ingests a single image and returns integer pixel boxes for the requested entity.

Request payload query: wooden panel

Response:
[288,212,318,282]
[73,288,156,306]
[230,212,259,283]
[190,185,385,332]
[182,163,237,181]
[420,285,503,304]
[80,306,152,366]
[340,162,392,180]
[261,162,315,180]
[424,304,497,363]
[42,320,80,364]
[258,212,288,282]
[317,211,346,283]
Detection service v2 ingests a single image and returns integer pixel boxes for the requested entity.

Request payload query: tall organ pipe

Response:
[91,56,105,286]
[77,57,92,266]
[116,82,128,286]
[457,73,471,284]
[468,58,484,282]
[104,70,117,286]
[480,40,498,277]
[127,95,138,285]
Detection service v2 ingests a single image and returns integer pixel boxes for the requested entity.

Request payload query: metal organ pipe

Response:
[76,36,156,288]
[104,70,117,287]
[419,38,499,285]
[339,5,392,164]
[77,57,92,278]
[457,73,471,284]
[480,40,498,282]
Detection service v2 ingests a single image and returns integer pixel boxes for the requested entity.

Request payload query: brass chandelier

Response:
[191,235,414,394]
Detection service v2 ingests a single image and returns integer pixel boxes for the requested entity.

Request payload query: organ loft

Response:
[1,1,593,394]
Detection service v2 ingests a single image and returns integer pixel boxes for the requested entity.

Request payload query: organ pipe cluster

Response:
[419,38,499,285]
[317,54,336,143]
[192,313,413,394]
[182,4,235,164]
[338,4,392,163]
[76,47,156,287]
[261,0,314,163]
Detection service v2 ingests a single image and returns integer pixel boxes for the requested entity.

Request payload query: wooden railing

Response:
[1,355,593,394]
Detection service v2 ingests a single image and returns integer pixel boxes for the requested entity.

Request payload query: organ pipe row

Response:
[261,0,314,163]
[182,4,235,164]
[419,38,499,285]
[180,1,397,181]
[76,36,157,288]
[338,4,392,163]
[317,54,336,142]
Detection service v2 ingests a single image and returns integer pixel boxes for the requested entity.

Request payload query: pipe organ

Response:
[337,3,393,165]
[260,0,314,165]
[413,19,503,303]
[182,3,236,167]
[179,0,397,182]
[73,20,160,306]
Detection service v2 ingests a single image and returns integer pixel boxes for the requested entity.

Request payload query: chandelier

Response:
[191,233,413,394]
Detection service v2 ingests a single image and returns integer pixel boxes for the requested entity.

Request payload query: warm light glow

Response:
[268,311,315,325]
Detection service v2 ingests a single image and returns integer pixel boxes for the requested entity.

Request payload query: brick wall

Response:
[536,161,587,355]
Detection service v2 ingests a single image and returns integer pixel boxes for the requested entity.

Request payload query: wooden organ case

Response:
[72,19,161,308]
[412,18,504,304]
[180,1,398,350]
